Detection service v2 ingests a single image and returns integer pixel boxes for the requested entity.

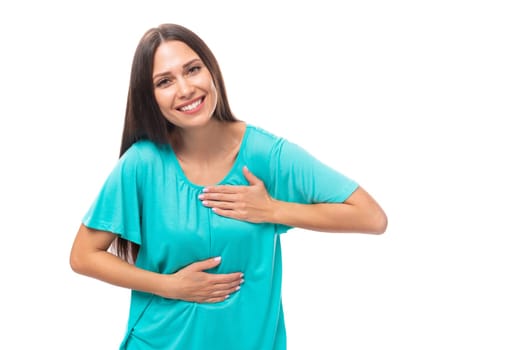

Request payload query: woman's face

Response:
[152,40,218,129]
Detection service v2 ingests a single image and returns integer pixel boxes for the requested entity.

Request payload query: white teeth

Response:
[180,98,202,111]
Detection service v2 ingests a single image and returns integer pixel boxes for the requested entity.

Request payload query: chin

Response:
[172,114,215,130]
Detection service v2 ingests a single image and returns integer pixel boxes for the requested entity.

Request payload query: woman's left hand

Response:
[199,166,276,223]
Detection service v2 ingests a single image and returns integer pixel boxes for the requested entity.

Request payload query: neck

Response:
[173,120,237,162]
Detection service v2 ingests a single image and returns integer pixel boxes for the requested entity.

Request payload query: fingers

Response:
[203,185,241,194]
[199,192,240,203]
[202,200,237,211]
[202,166,262,194]
[199,192,244,212]
[208,280,243,298]
[204,296,230,303]
[172,257,245,303]
[187,273,244,304]
[242,166,262,185]
[186,256,222,271]
[213,279,244,292]
[185,257,244,284]
[207,207,240,220]
[208,271,244,285]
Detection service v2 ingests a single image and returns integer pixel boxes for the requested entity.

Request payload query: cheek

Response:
[154,90,172,108]
[199,72,217,100]
[208,81,218,106]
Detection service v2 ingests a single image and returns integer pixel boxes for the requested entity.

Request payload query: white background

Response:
[1,0,524,349]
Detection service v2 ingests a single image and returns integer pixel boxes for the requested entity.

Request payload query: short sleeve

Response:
[271,139,359,233]
[82,146,143,245]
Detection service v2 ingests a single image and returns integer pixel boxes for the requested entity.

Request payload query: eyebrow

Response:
[152,58,203,80]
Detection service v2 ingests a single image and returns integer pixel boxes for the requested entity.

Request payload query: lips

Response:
[176,97,204,112]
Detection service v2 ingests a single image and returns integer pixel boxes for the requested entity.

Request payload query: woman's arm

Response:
[69,225,243,302]
[271,186,387,234]
[200,167,387,234]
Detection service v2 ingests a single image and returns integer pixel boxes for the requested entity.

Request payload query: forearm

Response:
[271,200,387,234]
[71,249,167,296]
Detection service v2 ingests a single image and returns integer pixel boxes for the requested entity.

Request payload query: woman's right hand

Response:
[160,257,244,303]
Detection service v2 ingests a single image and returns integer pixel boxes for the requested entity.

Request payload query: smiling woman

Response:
[152,42,218,128]
[69,23,387,350]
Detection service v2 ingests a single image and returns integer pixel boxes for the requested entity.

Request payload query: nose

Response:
[177,77,194,99]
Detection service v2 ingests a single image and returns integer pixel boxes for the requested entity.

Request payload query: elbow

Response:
[69,249,88,275]
[69,252,82,274]
[366,209,388,235]
[373,212,388,234]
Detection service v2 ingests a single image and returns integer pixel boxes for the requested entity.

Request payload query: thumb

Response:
[187,256,222,271]
[243,166,262,186]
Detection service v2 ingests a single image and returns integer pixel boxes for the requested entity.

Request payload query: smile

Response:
[178,97,204,112]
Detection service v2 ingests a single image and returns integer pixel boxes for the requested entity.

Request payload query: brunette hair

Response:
[114,23,237,262]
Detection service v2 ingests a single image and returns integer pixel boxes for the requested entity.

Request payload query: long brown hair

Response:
[114,23,238,262]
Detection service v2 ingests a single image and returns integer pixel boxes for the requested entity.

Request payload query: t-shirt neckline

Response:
[170,123,252,189]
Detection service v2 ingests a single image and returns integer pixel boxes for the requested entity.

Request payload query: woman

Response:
[70,23,387,350]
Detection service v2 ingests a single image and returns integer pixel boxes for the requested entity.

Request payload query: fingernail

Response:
[240,279,245,284]
[225,295,230,299]
[240,273,244,278]
[198,194,204,200]
[214,256,221,261]
[235,286,241,291]
[202,201,209,206]
[202,188,209,193]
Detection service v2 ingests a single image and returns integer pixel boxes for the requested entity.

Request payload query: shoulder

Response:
[242,125,290,184]
[246,124,310,162]
[245,124,286,152]
[246,124,282,141]
[121,140,169,161]
[120,140,170,169]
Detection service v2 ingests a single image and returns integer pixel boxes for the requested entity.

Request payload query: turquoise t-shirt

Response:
[83,124,358,350]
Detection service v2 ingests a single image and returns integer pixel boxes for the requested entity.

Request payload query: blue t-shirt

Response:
[83,124,358,350]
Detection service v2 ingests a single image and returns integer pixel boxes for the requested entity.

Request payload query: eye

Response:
[155,78,171,88]
[187,65,202,75]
